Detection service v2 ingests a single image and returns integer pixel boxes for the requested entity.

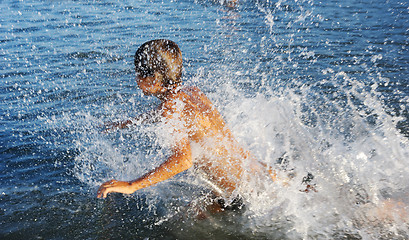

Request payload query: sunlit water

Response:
[1,0,408,239]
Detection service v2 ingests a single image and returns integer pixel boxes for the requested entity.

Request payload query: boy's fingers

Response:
[97,188,103,198]
[97,179,118,198]
[97,188,108,199]
[97,186,108,198]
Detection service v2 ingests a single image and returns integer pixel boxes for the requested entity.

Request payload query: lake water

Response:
[1,0,408,239]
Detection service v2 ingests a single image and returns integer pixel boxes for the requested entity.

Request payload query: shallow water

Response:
[1,0,409,239]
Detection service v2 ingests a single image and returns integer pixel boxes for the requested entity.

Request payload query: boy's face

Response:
[136,73,165,96]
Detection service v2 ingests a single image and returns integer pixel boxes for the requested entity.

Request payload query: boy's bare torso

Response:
[161,86,250,195]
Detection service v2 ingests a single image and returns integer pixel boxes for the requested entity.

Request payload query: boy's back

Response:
[161,86,249,195]
[162,87,267,195]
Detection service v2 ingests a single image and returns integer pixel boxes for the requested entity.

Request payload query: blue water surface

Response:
[1,0,408,239]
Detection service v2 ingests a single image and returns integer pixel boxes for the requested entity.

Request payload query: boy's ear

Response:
[154,72,164,84]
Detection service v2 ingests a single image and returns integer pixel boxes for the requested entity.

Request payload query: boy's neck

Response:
[157,86,180,102]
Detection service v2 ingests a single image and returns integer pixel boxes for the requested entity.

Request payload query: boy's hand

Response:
[100,121,128,133]
[100,121,116,133]
[97,179,132,198]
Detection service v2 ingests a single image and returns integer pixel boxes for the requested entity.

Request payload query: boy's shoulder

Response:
[181,85,201,94]
[180,86,214,109]
[181,86,211,100]
[162,86,212,112]
[160,87,196,114]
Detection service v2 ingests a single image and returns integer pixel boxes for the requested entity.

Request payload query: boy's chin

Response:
[141,90,152,96]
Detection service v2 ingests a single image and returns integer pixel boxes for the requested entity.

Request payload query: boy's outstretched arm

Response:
[102,108,161,132]
[97,137,192,198]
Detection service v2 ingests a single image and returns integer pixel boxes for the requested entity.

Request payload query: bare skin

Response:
[97,74,263,198]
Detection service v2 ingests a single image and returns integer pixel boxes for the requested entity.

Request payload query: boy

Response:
[97,39,268,204]
[96,39,408,223]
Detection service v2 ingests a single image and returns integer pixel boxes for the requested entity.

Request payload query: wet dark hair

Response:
[134,39,182,88]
